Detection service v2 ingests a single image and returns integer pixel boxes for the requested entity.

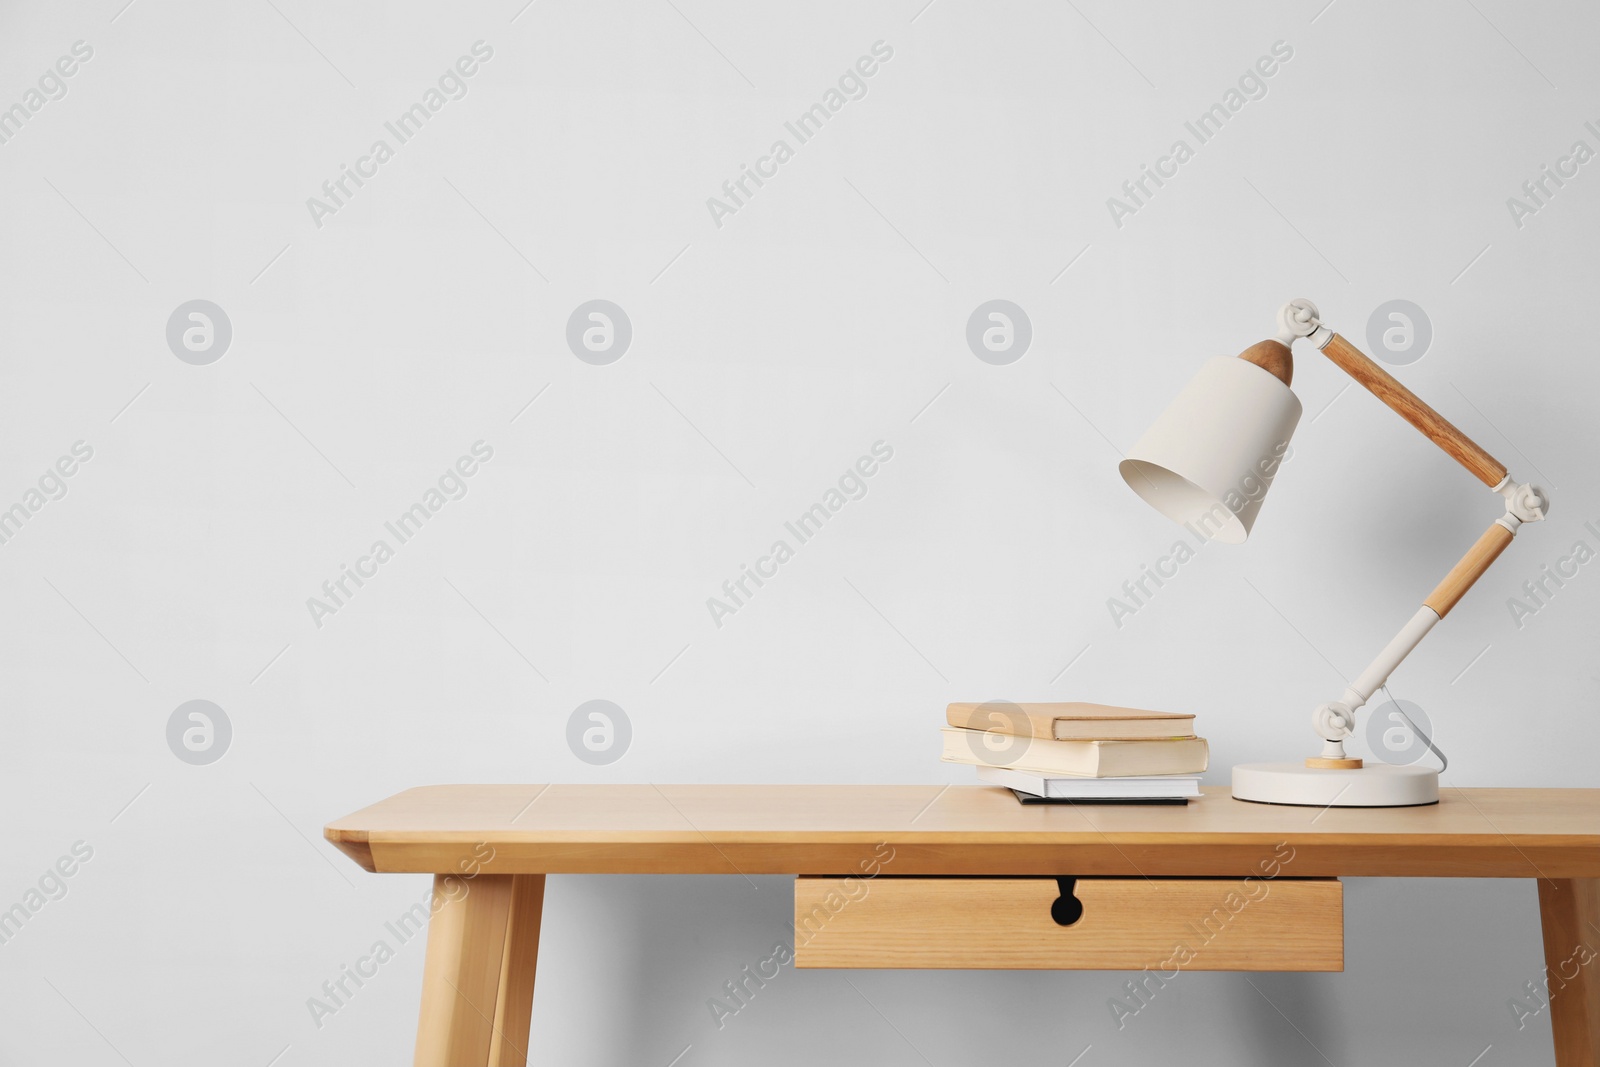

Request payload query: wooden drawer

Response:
[793,876,1341,971]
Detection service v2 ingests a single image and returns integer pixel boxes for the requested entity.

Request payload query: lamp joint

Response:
[1312,700,1356,743]
[1275,298,1332,349]
[1494,477,1548,532]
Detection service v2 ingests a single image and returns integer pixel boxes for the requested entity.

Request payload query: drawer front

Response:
[793,876,1341,971]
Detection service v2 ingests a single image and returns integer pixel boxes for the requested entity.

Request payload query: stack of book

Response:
[941,702,1207,802]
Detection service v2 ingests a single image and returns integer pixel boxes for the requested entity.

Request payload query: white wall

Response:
[1,0,1594,1063]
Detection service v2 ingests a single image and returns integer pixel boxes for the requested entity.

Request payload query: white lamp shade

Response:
[1119,356,1302,544]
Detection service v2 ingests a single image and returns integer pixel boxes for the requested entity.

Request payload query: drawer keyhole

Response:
[1051,877,1084,927]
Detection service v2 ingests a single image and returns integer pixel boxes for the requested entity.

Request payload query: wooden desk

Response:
[326,785,1600,1066]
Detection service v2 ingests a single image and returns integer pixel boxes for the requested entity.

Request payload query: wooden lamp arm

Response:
[1318,332,1508,487]
[1425,521,1516,617]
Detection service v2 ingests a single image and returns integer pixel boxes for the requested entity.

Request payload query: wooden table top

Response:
[325,784,1600,878]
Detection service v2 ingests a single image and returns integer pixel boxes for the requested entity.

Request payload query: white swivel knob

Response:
[1276,299,1323,346]
[1513,483,1548,522]
[1313,701,1355,741]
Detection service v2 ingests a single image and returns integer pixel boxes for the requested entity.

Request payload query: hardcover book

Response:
[945,702,1196,741]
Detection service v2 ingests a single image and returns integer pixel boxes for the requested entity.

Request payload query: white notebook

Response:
[977,765,1201,799]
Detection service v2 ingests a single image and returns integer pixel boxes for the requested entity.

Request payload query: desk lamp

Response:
[1119,299,1548,806]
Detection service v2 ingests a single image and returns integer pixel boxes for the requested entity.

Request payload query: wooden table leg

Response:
[414,873,545,1067]
[1537,879,1600,1067]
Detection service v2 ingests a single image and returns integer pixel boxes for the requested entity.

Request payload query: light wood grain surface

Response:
[794,875,1342,971]
[1426,520,1516,617]
[325,785,1600,878]
[1237,338,1294,385]
[1539,879,1600,1065]
[1321,332,1508,487]
[413,874,530,1066]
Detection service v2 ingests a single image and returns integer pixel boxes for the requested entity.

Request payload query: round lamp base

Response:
[1232,762,1438,807]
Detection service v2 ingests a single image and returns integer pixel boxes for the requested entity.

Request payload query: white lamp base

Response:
[1232,762,1438,807]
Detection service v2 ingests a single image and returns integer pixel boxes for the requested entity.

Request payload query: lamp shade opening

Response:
[1118,356,1302,543]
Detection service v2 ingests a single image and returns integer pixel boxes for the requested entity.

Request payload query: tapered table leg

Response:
[1538,879,1600,1067]
[414,873,545,1067]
